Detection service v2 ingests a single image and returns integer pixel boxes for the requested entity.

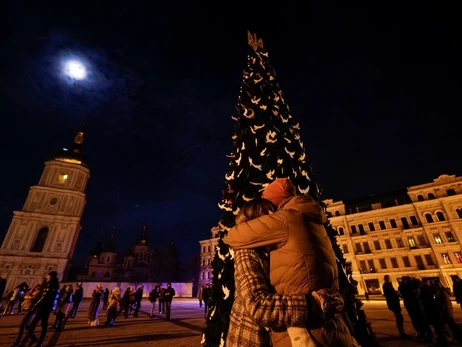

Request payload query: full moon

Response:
[64,60,87,80]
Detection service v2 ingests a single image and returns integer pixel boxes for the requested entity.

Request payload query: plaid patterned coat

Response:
[225,248,309,347]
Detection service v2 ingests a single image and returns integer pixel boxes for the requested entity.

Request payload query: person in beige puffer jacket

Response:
[224,178,359,347]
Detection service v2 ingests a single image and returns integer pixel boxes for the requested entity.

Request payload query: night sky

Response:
[1,2,461,264]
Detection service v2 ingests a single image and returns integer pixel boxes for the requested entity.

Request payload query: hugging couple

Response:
[223,178,360,347]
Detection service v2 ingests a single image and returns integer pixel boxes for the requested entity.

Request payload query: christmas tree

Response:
[202,31,375,347]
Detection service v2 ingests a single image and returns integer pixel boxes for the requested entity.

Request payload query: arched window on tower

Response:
[424,213,434,223]
[338,227,345,236]
[457,209,462,218]
[436,212,446,221]
[30,227,49,252]
[335,211,340,216]
[428,193,435,200]
[417,195,424,201]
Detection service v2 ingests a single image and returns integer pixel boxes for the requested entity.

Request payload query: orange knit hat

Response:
[262,178,296,207]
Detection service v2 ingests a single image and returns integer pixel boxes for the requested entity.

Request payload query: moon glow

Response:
[64,59,87,80]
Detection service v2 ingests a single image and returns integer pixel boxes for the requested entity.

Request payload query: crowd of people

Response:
[383,274,462,345]
[0,276,176,347]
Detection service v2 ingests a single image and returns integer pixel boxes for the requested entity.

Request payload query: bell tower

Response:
[0,127,90,290]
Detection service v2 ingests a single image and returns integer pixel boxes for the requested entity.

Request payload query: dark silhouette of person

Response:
[382,275,408,338]
[164,283,175,321]
[203,283,211,316]
[453,276,462,309]
[103,288,110,310]
[133,284,144,317]
[419,279,448,345]
[399,277,433,343]
[13,271,60,347]
[69,284,83,318]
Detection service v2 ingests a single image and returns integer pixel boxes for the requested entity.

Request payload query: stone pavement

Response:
[0,298,206,347]
[0,298,462,346]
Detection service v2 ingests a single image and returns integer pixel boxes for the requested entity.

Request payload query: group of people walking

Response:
[1,282,29,316]
[87,282,175,326]
[1,275,177,346]
[383,274,462,345]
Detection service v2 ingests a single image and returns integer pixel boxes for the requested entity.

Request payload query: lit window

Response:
[408,237,416,247]
[433,233,443,244]
[58,173,69,184]
[445,232,456,242]
[454,252,462,264]
[442,253,452,264]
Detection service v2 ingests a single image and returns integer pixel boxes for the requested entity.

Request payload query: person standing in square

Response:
[164,283,175,321]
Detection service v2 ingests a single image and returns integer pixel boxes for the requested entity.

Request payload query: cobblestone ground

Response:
[1,299,462,346]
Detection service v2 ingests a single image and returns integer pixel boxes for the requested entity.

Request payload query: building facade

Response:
[199,226,220,287]
[0,129,89,291]
[327,174,462,295]
[200,174,462,295]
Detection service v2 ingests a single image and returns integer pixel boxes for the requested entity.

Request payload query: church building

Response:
[0,128,89,291]
[80,224,152,282]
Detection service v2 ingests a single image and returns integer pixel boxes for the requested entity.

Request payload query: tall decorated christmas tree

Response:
[202,31,375,347]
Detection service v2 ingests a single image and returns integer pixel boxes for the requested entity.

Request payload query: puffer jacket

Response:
[108,288,121,309]
[225,195,357,347]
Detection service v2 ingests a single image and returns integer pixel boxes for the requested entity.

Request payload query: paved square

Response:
[1,299,462,346]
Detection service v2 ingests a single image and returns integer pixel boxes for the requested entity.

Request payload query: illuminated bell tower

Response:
[0,128,90,290]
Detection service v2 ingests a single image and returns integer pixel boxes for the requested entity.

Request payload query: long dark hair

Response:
[235,197,275,225]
